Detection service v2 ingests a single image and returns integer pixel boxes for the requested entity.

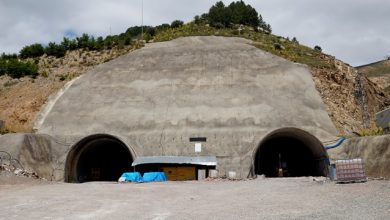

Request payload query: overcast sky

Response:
[0,0,389,66]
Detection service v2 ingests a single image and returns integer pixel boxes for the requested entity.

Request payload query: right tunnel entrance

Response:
[254,128,329,177]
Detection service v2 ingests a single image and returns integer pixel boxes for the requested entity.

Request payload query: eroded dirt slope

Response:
[0,46,136,132]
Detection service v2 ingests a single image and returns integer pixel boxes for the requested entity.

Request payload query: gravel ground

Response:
[0,176,389,220]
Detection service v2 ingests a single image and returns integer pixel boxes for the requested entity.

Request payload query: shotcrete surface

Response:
[36,36,337,142]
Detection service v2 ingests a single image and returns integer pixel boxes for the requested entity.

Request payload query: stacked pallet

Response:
[335,159,367,183]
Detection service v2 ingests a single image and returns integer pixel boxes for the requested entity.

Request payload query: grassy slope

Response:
[357,59,390,92]
[154,23,335,70]
[357,59,390,77]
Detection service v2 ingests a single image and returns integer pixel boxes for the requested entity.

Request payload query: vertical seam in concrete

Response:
[33,76,82,131]
[158,81,175,156]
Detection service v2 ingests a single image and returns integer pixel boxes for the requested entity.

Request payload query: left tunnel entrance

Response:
[65,134,133,183]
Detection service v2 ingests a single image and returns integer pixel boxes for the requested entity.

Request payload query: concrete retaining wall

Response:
[0,133,69,181]
[328,135,390,178]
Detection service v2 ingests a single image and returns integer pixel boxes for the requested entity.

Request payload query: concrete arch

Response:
[254,127,329,177]
[65,134,135,183]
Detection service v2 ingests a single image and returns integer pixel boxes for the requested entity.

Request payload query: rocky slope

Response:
[311,55,389,135]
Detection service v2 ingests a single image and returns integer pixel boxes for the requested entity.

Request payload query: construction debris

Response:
[1,164,41,179]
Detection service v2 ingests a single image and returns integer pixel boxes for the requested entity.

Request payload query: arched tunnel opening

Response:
[65,134,133,183]
[254,128,329,177]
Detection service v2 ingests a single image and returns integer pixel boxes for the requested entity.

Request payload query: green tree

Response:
[22,61,39,78]
[195,1,271,31]
[69,39,78,50]
[20,43,45,58]
[61,37,71,50]
[244,5,260,28]
[0,59,6,76]
[61,37,78,51]
[258,15,271,32]
[194,15,201,24]
[5,59,23,78]
[314,45,322,52]
[124,37,132,46]
[227,1,261,28]
[3,59,38,78]
[104,35,119,49]
[1,53,17,59]
[76,33,91,49]
[229,1,247,25]
[125,26,143,38]
[156,23,171,31]
[171,20,184,28]
[208,1,231,28]
[96,36,104,50]
[45,42,66,57]
[200,13,209,22]
[146,26,156,36]
[264,24,272,33]
[87,36,97,50]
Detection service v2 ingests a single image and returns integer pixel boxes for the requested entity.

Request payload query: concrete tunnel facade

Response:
[63,127,329,182]
[0,36,338,181]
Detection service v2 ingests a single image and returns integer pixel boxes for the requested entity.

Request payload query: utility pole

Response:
[141,0,144,40]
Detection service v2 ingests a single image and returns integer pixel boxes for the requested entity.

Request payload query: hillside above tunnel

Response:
[1,26,389,135]
[2,36,389,181]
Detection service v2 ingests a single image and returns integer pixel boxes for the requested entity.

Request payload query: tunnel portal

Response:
[65,134,133,183]
[255,128,329,177]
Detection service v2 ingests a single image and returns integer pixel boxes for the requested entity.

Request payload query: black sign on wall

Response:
[189,137,207,142]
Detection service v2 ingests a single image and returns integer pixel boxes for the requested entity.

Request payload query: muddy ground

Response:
[0,175,389,220]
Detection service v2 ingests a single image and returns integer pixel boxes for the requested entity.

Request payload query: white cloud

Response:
[0,0,389,66]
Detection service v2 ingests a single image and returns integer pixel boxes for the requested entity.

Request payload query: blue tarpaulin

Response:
[142,172,167,182]
[119,172,143,183]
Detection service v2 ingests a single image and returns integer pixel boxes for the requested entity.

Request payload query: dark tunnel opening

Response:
[65,134,133,183]
[254,128,329,177]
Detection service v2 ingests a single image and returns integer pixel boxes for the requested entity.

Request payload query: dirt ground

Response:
[0,175,389,220]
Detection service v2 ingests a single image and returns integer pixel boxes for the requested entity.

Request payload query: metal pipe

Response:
[325,137,347,150]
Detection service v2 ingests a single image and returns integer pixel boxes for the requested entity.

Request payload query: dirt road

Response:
[0,177,389,220]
